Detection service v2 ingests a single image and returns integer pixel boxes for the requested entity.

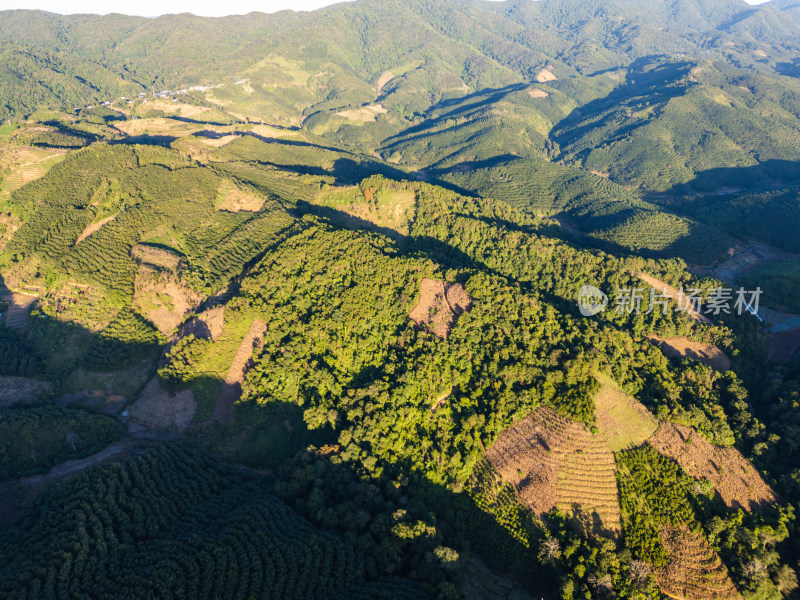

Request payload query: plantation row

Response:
[187,202,297,293]
[0,327,44,377]
[0,445,429,600]
[82,309,163,371]
[1,156,789,599]
[2,144,286,297]
[465,457,661,599]
[440,157,730,264]
[552,59,800,193]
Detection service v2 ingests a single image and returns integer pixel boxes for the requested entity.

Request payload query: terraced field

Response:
[0,445,428,600]
[486,406,620,535]
[656,525,742,600]
[555,429,620,535]
[648,422,776,511]
[0,147,67,198]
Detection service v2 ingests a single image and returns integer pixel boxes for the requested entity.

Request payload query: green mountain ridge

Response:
[1,2,800,599]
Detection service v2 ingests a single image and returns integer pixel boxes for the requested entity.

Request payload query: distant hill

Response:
[1,8,800,598]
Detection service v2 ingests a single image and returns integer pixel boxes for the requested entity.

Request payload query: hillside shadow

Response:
[245,156,410,186]
[171,115,238,127]
[424,154,522,178]
[1,271,563,598]
[28,122,95,149]
[111,134,178,147]
[73,109,127,124]
[569,502,619,540]
[294,199,484,272]
[643,160,800,255]
[294,198,587,318]
[381,83,529,148]
[240,132,352,155]
[194,129,228,139]
[660,159,800,195]
[550,57,697,150]
[715,8,759,32]
[776,58,800,78]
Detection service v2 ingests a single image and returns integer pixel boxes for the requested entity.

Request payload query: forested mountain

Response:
[1,1,800,599]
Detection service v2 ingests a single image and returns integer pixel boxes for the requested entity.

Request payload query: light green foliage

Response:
[1,3,799,597]
[616,445,701,566]
[0,123,17,139]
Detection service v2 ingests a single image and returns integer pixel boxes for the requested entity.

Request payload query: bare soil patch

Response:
[536,68,557,83]
[554,215,581,236]
[527,88,549,99]
[0,376,53,407]
[114,117,202,137]
[486,406,620,535]
[593,373,658,451]
[647,335,731,371]
[114,117,171,136]
[249,124,294,138]
[634,271,711,324]
[131,244,183,270]
[213,318,267,423]
[133,267,204,336]
[377,70,394,91]
[148,101,214,119]
[75,214,117,245]
[215,181,264,212]
[648,422,776,511]
[128,377,197,431]
[431,386,455,412]
[200,133,239,147]
[408,278,472,339]
[336,104,388,122]
[181,306,226,342]
[656,525,742,600]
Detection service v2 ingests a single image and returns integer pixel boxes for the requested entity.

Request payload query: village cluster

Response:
[76,79,248,111]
